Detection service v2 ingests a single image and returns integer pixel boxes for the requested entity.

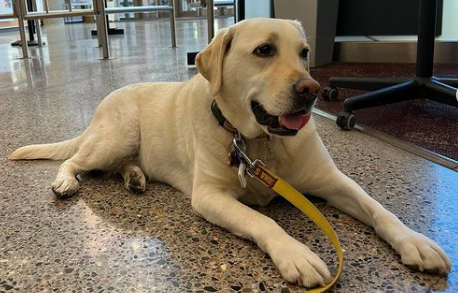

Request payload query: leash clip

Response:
[231,135,252,166]
[231,135,267,187]
[246,159,265,178]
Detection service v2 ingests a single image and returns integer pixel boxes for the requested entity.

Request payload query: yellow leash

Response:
[212,100,343,290]
[249,161,343,293]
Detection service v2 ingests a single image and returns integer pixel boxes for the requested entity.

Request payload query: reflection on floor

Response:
[0,19,457,293]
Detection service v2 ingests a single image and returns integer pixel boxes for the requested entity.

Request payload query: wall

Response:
[442,0,458,40]
[244,0,271,19]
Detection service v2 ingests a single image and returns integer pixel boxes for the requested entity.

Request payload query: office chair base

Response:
[330,76,458,130]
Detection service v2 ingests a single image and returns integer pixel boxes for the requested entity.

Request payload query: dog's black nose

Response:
[294,78,321,100]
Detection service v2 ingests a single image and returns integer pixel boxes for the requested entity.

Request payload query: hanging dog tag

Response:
[228,144,241,167]
[238,162,248,188]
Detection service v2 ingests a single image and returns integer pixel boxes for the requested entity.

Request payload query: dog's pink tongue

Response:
[279,112,311,130]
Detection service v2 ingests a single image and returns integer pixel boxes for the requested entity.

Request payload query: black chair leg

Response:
[437,78,458,88]
[329,77,411,91]
[426,79,458,107]
[343,81,418,112]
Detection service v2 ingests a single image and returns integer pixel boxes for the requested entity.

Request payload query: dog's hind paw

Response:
[124,169,146,194]
[268,235,332,288]
[51,176,79,198]
[394,231,451,275]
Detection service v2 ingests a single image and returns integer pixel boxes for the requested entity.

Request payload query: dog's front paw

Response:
[268,235,331,288]
[394,231,451,275]
[51,175,79,198]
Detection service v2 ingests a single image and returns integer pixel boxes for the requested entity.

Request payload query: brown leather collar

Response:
[211,100,269,139]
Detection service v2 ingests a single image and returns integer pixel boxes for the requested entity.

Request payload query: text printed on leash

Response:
[252,166,278,188]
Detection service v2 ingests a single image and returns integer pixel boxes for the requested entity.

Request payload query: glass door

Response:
[176,0,234,18]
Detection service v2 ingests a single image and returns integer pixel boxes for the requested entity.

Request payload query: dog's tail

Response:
[8,135,83,161]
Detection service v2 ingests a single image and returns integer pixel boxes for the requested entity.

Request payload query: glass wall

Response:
[177,0,233,18]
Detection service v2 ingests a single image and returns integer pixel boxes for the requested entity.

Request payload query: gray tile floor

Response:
[0,19,457,293]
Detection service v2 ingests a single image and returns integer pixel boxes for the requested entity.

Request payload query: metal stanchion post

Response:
[207,0,214,42]
[95,15,103,47]
[95,0,110,59]
[170,0,177,47]
[35,20,42,47]
[43,0,49,12]
[15,0,29,58]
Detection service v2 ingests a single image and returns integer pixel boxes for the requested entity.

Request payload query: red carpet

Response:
[311,63,458,161]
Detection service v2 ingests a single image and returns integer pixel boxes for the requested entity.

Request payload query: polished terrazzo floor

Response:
[1,19,457,293]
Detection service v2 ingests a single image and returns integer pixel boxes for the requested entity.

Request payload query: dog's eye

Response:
[254,44,275,57]
[300,48,309,60]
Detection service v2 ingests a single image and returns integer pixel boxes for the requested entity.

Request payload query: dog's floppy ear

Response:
[196,27,234,96]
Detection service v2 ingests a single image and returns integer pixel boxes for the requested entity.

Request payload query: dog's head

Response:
[196,18,320,138]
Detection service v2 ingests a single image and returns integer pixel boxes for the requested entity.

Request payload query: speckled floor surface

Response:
[0,19,457,293]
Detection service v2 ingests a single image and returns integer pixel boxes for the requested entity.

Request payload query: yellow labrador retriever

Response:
[9,18,451,287]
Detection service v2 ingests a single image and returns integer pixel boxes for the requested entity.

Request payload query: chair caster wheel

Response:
[336,112,356,130]
[321,86,339,101]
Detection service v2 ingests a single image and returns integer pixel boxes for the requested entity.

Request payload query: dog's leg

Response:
[120,162,146,193]
[192,184,332,287]
[51,159,83,198]
[307,169,451,275]
[52,130,138,198]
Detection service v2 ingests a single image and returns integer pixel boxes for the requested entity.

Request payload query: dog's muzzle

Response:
[251,101,313,136]
[251,78,320,136]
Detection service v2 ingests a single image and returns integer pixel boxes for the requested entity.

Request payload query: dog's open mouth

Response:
[251,101,312,136]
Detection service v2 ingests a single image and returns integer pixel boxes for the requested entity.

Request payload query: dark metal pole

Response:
[95,0,110,59]
[237,0,244,21]
[233,0,237,23]
[16,0,29,58]
[26,0,35,41]
[416,0,437,78]
[170,0,177,47]
[207,0,214,42]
